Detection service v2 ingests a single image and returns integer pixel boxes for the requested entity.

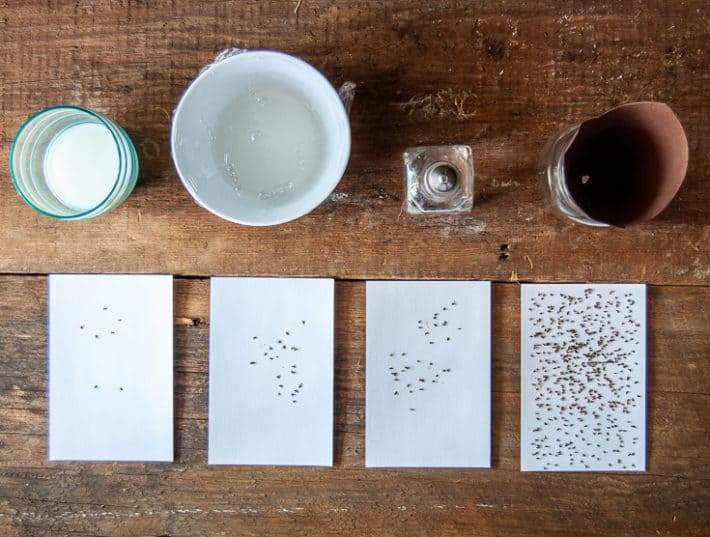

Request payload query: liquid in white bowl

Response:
[212,78,325,202]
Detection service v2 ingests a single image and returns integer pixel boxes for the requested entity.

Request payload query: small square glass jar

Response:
[403,145,474,215]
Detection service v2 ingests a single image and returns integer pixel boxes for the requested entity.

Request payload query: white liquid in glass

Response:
[44,122,119,211]
[213,78,325,201]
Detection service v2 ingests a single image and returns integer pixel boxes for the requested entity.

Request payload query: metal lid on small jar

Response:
[403,145,474,215]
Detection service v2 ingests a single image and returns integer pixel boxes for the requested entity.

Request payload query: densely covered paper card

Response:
[521,284,647,471]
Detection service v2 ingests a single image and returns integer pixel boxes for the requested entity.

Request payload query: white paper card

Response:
[208,277,334,466]
[521,284,647,472]
[48,274,174,462]
[366,281,491,468]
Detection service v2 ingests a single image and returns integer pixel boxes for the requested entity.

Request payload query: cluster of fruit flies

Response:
[388,300,461,412]
[526,288,643,470]
[79,305,125,392]
[79,305,123,339]
[249,320,307,404]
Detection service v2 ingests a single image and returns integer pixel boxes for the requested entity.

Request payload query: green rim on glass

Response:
[9,105,139,220]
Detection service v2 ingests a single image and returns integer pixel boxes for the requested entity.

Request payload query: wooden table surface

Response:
[0,1,708,536]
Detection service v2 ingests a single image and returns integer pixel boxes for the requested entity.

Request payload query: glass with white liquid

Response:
[10,106,138,220]
[171,50,351,226]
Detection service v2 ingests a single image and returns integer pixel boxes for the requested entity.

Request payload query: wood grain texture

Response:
[0,277,707,536]
[0,0,708,283]
[0,1,708,536]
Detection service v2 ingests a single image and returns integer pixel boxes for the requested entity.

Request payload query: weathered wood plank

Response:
[0,1,707,535]
[0,276,707,536]
[0,1,707,283]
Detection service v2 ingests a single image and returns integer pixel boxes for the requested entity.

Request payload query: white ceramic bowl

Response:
[171,50,351,226]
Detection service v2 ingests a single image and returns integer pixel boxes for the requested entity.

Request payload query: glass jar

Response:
[9,105,139,220]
